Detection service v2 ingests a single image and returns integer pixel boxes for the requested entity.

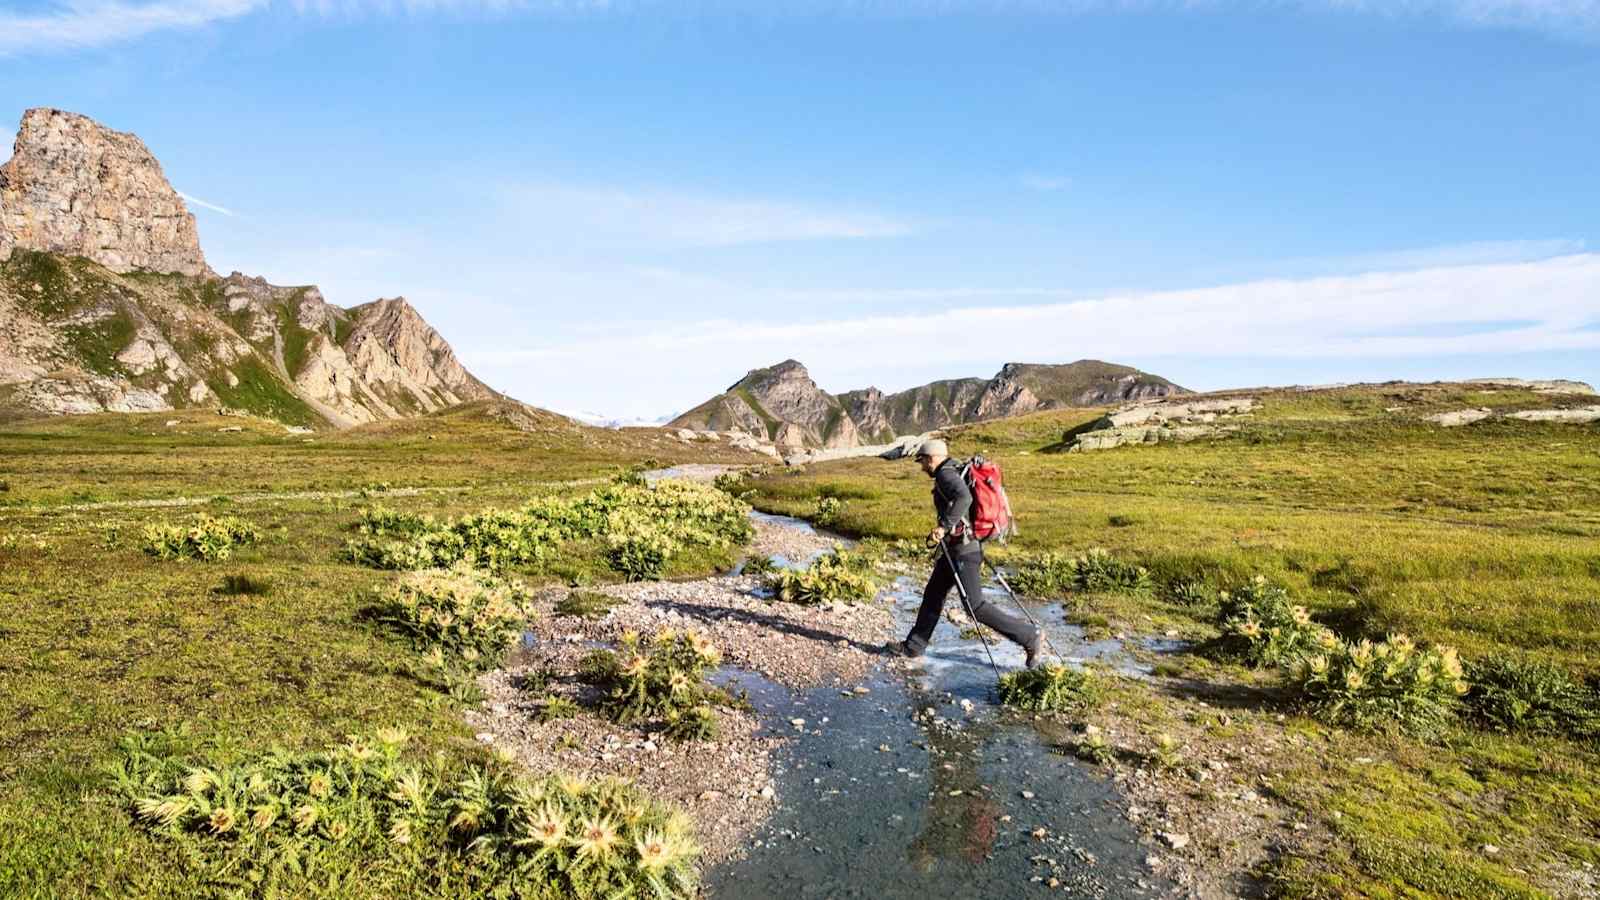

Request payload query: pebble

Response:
[1021,790,1036,800]
[760,786,775,800]
[1481,844,1500,855]
[1161,832,1191,850]
[474,732,494,744]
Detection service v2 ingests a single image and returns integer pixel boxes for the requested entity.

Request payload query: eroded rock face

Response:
[0,108,207,276]
[343,297,496,413]
[1063,397,1260,452]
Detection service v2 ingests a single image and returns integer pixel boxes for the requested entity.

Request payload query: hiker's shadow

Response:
[641,598,883,656]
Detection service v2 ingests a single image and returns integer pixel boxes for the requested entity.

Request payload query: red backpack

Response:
[961,455,1017,543]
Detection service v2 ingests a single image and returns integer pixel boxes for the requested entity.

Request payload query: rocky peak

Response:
[0,108,207,277]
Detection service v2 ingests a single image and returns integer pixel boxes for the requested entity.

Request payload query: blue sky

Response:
[3,1,1598,418]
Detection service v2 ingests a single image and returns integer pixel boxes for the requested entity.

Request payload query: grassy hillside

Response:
[744,382,1600,897]
[0,405,760,897]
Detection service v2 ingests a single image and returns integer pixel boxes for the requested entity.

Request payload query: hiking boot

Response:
[883,640,921,659]
[1024,633,1044,669]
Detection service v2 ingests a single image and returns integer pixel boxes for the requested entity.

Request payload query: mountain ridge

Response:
[670,358,1187,449]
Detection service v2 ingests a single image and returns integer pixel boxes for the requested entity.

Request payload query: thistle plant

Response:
[812,496,844,527]
[1463,656,1600,739]
[1010,548,1152,598]
[1074,725,1115,765]
[581,629,726,741]
[998,663,1104,713]
[142,514,260,561]
[373,564,534,670]
[1151,732,1184,771]
[1216,576,1336,669]
[113,730,700,898]
[767,545,878,605]
[1294,633,1468,739]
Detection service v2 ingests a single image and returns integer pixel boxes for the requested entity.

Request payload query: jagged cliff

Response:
[0,108,496,427]
[671,359,1187,449]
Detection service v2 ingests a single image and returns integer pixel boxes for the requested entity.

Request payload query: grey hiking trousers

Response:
[904,544,1037,655]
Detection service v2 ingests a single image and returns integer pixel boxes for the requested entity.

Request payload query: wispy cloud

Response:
[177,190,237,217]
[0,0,264,55]
[468,253,1600,401]
[1020,172,1071,191]
[502,182,916,247]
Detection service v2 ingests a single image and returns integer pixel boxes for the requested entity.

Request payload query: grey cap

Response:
[915,438,949,459]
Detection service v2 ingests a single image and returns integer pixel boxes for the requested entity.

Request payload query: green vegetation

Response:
[1294,634,1468,739]
[997,663,1103,713]
[579,629,726,741]
[554,590,623,620]
[62,308,137,376]
[209,356,318,426]
[1008,547,1154,599]
[743,382,1600,896]
[733,387,781,441]
[1464,656,1600,740]
[371,565,534,669]
[141,514,261,561]
[344,479,752,581]
[275,291,316,378]
[112,728,699,898]
[1215,576,1337,668]
[0,405,758,897]
[766,545,878,604]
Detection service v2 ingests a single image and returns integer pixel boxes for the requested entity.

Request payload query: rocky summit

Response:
[0,109,496,427]
[671,358,1185,449]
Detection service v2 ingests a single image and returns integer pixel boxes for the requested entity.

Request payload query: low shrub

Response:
[1009,547,1152,598]
[812,496,844,527]
[214,573,271,596]
[112,729,699,898]
[1464,656,1600,740]
[997,663,1104,713]
[581,629,725,741]
[555,590,622,620]
[372,565,534,670]
[345,480,752,580]
[142,515,260,561]
[1294,634,1467,739]
[537,696,581,722]
[1167,578,1218,610]
[739,554,778,576]
[353,506,433,537]
[1073,725,1114,765]
[1216,576,1337,669]
[767,546,878,605]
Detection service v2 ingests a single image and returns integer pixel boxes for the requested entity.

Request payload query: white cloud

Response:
[177,190,237,217]
[502,182,916,247]
[466,253,1600,409]
[0,0,264,55]
[1020,173,1071,191]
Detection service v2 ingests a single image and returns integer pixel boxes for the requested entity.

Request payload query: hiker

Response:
[887,439,1041,666]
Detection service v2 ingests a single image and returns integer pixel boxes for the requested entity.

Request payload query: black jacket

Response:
[931,459,978,552]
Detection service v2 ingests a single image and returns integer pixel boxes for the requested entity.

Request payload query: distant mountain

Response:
[670,359,1186,449]
[0,107,496,427]
[553,409,677,429]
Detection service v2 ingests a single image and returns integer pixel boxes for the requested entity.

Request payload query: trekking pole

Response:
[936,540,1005,686]
[983,558,1064,662]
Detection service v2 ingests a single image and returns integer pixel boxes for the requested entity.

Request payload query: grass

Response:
[743,382,1600,896]
[208,357,319,426]
[0,404,761,898]
[62,309,137,377]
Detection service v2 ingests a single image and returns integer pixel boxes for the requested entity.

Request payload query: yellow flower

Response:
[1349,640,1374,666]
[307,772,332,799]
[1291,606,1311,626]
[519,803,568,848]
[1453,679,1470,695]
[250,805,278,830]
[182,767,219,795]
[1389,633,1415,656]
[1237,620,1262,639]
[345,740,375,763]
[208,807,236,834]
[388,818,413,845]
[461,646,481,663]
[1344,669,1366,691]
[135,796,189,826]
[326,819,349,841]
[375,727,410,748]
[291,803,318,833]
[574,816,620,860]
[1318,630,1340,650]
[1308,654,1329,675]
[668,672,692,694]
[558,774,590,798]
[635,829,673,870]
[622,655,649,678]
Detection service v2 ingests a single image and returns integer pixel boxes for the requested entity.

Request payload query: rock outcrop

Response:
[0,108,499,428]
[0,108,207,277]
[672,358,1187,450]
[1061,397,1259,452]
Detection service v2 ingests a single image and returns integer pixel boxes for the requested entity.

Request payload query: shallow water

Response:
[704,515,1183,898]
